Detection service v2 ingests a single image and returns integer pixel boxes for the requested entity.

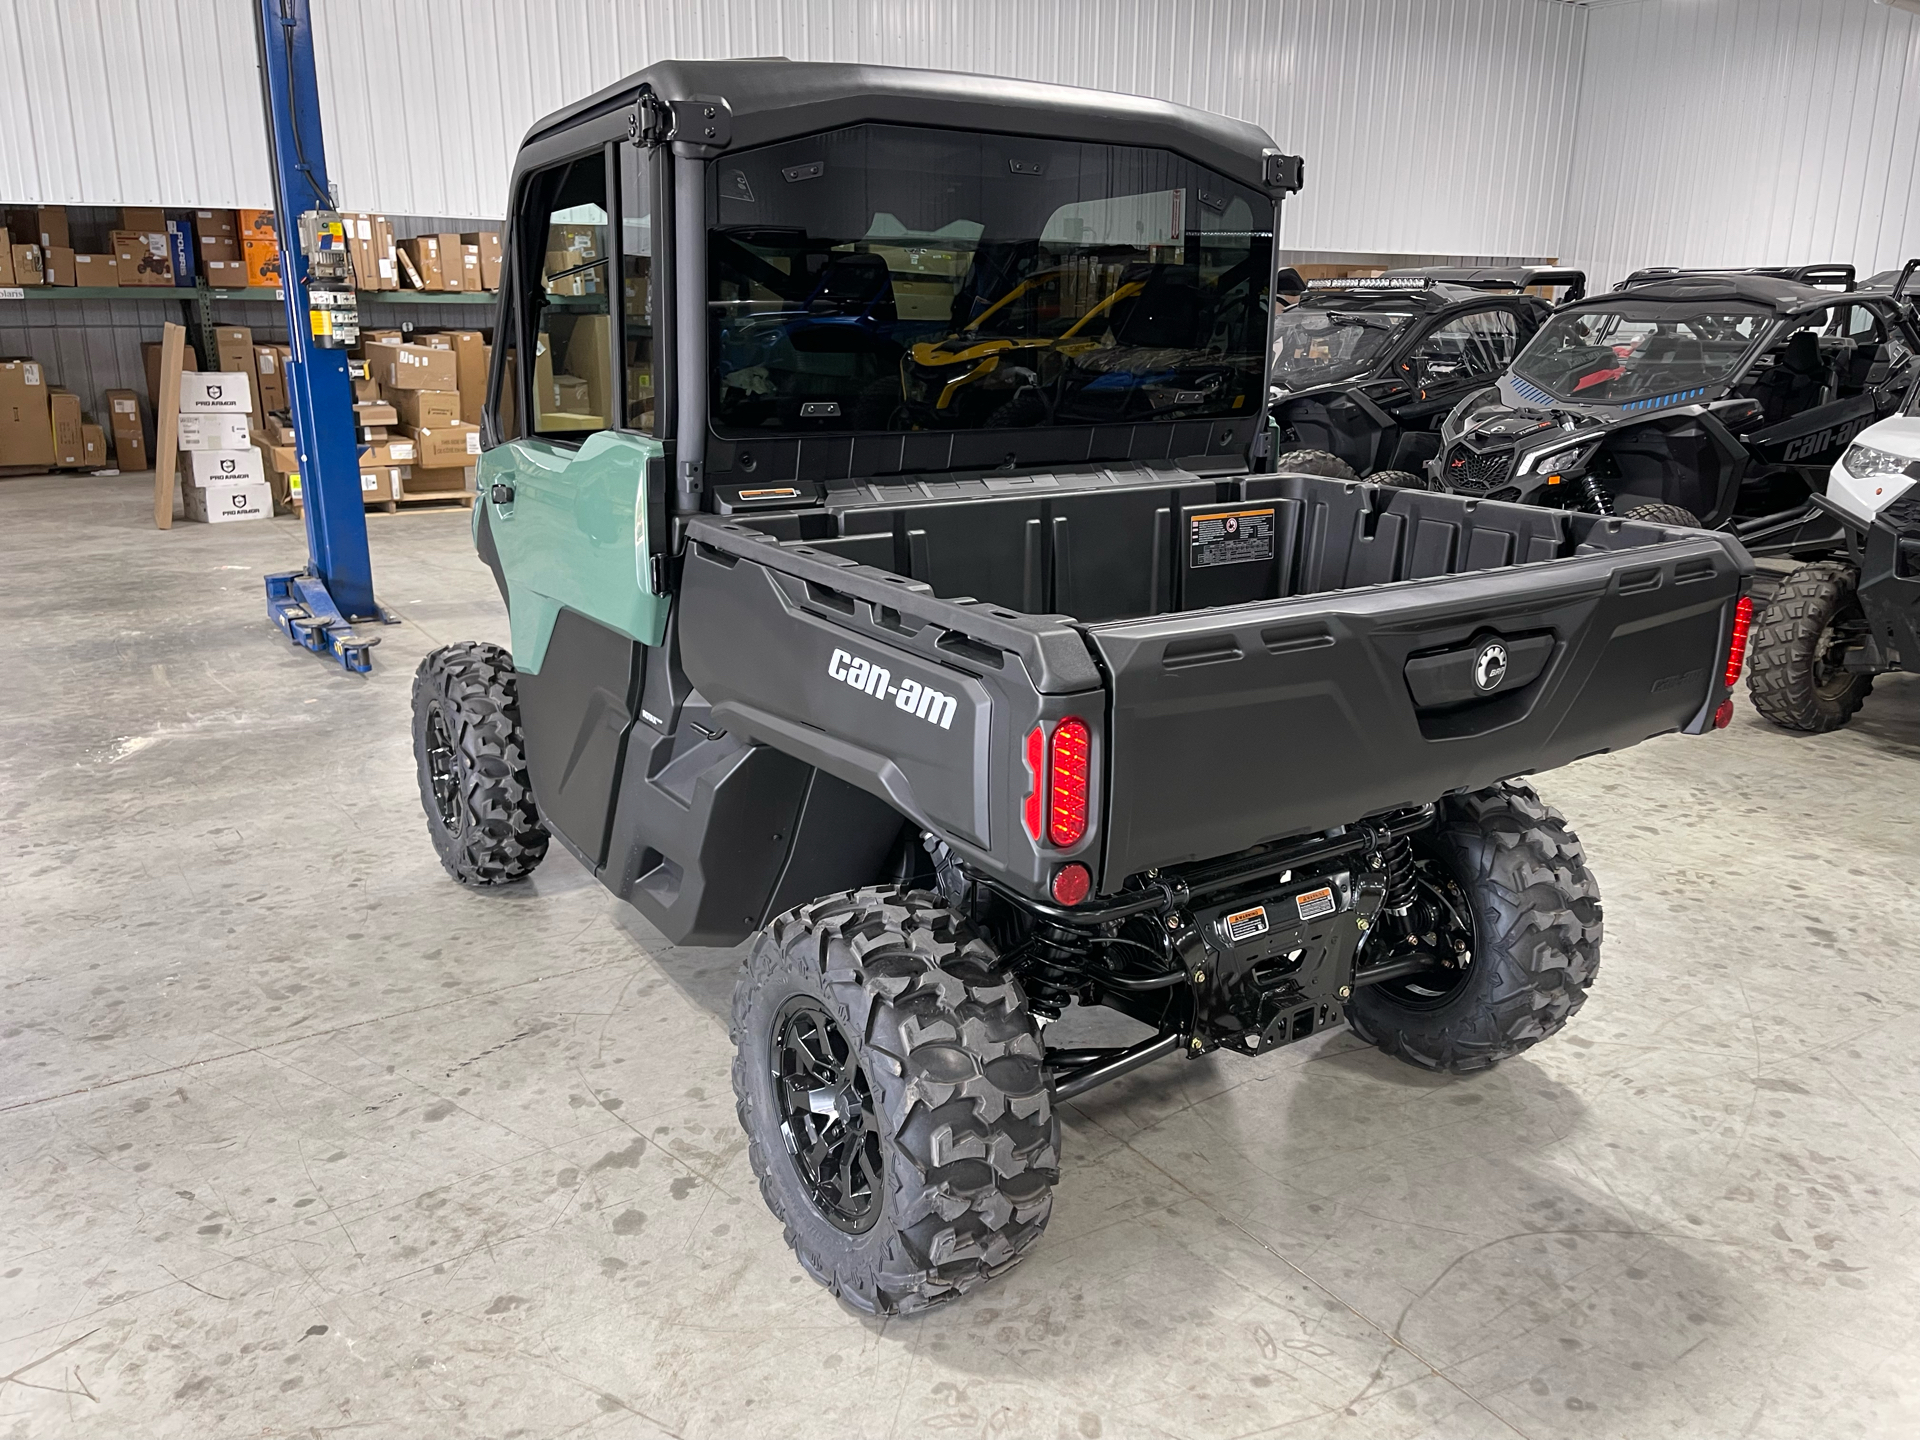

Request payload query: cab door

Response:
[480,119,666,865]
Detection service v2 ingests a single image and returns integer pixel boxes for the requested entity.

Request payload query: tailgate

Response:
[1089,535,1748,881]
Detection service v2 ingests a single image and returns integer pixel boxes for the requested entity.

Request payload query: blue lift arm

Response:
[253,0,385,671]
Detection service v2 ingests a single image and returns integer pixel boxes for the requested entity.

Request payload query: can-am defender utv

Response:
[1747,386,1920,730]
[1426,269,1920,550]
[412,60,1754,1316]
[1268,267,1585,485]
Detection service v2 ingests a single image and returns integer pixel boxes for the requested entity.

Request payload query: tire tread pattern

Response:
[1746,561,1872,732]
[1273,448,1360,480]
[731,888,1058,1316]
[1347,782,1602,1074]
[411,641,548,885]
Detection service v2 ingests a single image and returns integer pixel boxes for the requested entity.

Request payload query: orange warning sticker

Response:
[1224,905,1269,943]
[1294,885,1336,921]
[1189,507,1275,568]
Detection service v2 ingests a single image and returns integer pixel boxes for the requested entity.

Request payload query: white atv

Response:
[1747,395,1920,730]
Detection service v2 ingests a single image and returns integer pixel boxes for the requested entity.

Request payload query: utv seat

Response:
[1755,331,1825,424]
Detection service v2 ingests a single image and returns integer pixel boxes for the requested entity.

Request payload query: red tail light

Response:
[1021,725,1046,841]
[1047,717,1091,847]
[1724,595,1754,688]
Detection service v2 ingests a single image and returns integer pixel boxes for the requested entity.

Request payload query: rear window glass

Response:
[707,123,1274,437]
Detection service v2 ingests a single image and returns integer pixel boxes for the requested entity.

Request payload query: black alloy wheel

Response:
[423,703,461,829]
[771,997,883,1234]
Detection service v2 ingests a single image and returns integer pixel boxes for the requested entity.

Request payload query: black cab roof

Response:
[1584,272,1861,315]
[522,58,1291,193]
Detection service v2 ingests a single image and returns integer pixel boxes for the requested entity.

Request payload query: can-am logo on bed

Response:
[828,648,957,730]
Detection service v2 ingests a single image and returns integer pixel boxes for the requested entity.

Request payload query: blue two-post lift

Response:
[252,0,387,672]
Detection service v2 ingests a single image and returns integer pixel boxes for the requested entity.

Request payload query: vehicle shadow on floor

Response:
[1847,672,1919,756]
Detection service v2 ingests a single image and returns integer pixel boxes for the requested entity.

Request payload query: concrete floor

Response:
[3,472,1919,1440]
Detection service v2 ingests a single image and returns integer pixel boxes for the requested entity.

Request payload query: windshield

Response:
[1512,303,1770,403]
[1271,296,1418,387]
[708,123,1274,435]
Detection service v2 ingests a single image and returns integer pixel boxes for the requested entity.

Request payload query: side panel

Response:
[481,429,668,673]
[515,607,638,870]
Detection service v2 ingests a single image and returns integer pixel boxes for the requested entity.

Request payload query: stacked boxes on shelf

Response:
[394,229,500,292]
[178,370,269,522]
[363,331,480,499]
[240,209,280,289]
[342,213,399,290]
[1,353,118,472]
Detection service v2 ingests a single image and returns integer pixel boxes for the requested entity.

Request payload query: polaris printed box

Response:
[407,59,1756,1316]
[177,371,253,413]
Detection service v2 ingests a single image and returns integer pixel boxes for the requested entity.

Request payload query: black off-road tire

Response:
[732,888,1058,1316]
[1621,502,1702,527]
[987,389,1050,428]
[1371,469,1434,491]
[1347,782,1602,1074]
[1274,448,1360,480]
[1746,561,1873,732]
[410,642,548,885]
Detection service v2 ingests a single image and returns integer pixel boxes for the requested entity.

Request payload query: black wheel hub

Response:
[424,703,462,829]
[771,997,883,1234]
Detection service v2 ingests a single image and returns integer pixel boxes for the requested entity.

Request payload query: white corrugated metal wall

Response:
[306,0,1590,259]
[4,0,1919,293]
[1560,0,1920,286]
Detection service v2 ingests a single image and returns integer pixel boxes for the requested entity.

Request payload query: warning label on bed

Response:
[1189,507,1275,568]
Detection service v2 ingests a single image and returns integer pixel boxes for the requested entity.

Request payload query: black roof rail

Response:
[1616,263,1855,292]
[1380,265,1588,302]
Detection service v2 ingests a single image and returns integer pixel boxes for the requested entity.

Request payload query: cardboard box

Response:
[179,371,253,414]
[122,207,165,232]
[354,401,398,427]
[367,340,458,391]
[358,464,406,502]
[183,479,271,522]
[392,388,459,428]
[37,206,68,251]
[177,413,253,451]
[253,345,289,412]
[258,439,299,473]
[204,258,248,288]
[0,236,13,286]
[185,447,267,486]
[462,231,503,290]
[197,234,239,263]
[242,238,280,288]
[49,389,85,467]
[398,236,443,290]
[106,389,149,470]
[12,243,44,286]
[142,339,196,412]
[212,325,262,422]
[459,243,483,292]
[193,209,238,243]
[165,220,197,286]
[372,216,398,289]
[369,436,416,464]
[0,359,55,468]
[401,422,481,468]
[81,422,107,469]
[112,230,173,286]
[255,417,297,446]
[437,232,466,291]
[238,209,276,240]
[543,248,599,297]
[71,252,117,286]
[404,464,477,497]
[43,247,75,286]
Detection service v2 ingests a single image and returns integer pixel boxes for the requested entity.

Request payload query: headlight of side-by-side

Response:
[1519,440,1598,477]
[1440,386,1501,445]
[1840,442,1914,479]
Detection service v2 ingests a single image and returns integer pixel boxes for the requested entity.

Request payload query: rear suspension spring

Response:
[1381,834,1417,916]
